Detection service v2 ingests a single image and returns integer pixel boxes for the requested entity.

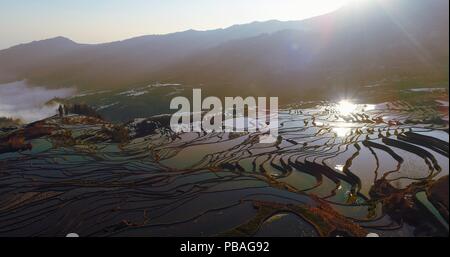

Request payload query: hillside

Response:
[0,0,448,96]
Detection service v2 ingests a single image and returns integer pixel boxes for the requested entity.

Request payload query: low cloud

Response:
[0,81,75,123]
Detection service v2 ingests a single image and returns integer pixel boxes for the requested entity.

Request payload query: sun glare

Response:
[290,0,367,21]
[337,100,357,116]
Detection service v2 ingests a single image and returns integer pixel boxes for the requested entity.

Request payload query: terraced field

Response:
[0,88,448,237]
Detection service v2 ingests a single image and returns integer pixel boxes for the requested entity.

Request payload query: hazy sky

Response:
[0,0,351,49]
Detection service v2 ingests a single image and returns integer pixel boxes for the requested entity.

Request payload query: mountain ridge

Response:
[0,0,448,97]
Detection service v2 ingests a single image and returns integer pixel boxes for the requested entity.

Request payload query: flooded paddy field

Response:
[0,86,448,237]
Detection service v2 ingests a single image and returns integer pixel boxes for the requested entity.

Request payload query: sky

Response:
[0,0,352,50]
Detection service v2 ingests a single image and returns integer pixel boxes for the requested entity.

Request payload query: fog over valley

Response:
[0,80,75,123]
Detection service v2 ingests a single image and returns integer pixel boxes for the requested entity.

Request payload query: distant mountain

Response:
[158,0,449,98]
[0,0,448,98]
[0,20,307,89]
[0,37,82,82]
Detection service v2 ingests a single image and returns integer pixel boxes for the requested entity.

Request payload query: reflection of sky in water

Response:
[333,126,352,137]
[0,81,75,123]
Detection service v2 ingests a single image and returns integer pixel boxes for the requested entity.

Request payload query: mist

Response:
[0,80,75,123]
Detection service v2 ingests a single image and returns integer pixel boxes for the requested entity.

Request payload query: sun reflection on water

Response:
[333,126,352,137]
[335,164,344,172]
[337,100,357,115]
[331,100,375,137]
